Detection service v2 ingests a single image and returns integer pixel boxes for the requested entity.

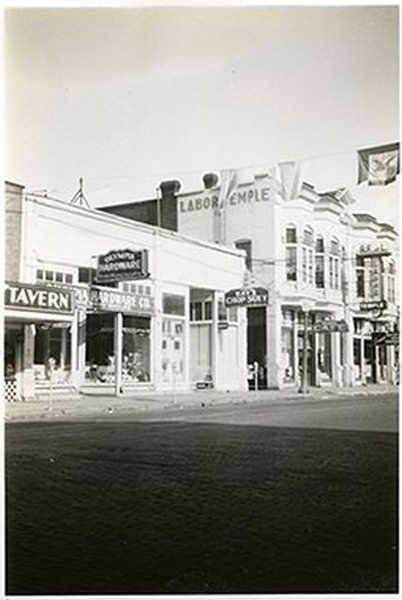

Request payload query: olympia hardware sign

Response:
[224,287,269,308]
[5,282,74,313]
[96,248,149,283]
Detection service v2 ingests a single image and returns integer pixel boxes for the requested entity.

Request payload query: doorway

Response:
[247,307,267,389]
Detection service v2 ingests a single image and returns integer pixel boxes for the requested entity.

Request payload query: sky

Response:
[4,5,400,225]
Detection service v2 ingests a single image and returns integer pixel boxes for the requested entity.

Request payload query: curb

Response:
[4,386,398,423]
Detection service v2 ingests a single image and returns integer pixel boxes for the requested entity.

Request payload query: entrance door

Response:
[247,307,267,389]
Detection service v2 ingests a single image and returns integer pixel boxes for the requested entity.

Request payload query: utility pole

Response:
[156,187,161,227]
[357,244,390,385]
[298,308,310,394]
[298,299,314,394]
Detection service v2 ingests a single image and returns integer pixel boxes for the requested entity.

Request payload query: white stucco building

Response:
[176,172,399,389]
[4,182,248,401]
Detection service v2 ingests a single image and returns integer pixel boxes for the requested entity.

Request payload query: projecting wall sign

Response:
[224,287,269,308]
[96,248,149,283]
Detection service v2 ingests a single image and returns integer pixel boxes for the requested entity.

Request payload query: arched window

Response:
[315,235,325,288]
[285,226,297,281]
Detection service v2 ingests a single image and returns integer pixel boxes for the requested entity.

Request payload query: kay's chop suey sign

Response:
[224,287,269,308]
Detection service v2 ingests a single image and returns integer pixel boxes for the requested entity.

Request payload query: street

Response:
[5,392,398,595]
[119,391,399,432]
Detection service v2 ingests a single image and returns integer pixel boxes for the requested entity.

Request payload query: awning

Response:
[5,308,74,323]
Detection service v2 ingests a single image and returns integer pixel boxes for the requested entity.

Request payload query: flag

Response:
[334,188,355,205]
[278,161,304,200]
[218,169,238,212]
[213,169,238,244]
[357,142,399,186]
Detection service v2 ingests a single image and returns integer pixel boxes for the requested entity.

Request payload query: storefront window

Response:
[316,332,332,382]
[34,325,71,383]
[84,313,151,384]
[122,316,151,383]
[281,327,295,382]
[353,338,362,380]
[85,313,115,383]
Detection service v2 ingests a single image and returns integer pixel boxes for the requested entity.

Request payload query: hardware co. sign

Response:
[224,287,269,308]
[96,248,149,283]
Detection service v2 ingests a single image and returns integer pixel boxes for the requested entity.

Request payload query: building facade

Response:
[4,182,248,401]
[103,171,399,390]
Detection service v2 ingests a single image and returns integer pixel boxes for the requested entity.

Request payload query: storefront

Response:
[4,186,249,399]
[75,283,155,392]
[279,306,349,389]
[4,282,75,401]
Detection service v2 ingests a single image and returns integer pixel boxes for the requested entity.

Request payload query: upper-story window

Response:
[286,227,297,244]
[36,268,73,285]
[78,267,96,284]
[387,259,396,304]
[329,238,340,290]
[315,235,325,288]
[302,227,314,285]
[190,300,212,322]
[235,239,252,271]
[355,256,365,298]
[285,226,297,281]
[368,257,382,300]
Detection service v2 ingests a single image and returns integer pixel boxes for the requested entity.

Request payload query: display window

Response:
[34,324,72,383]
[122,316,151,383]
[316,332,332,382]
[281,327,295,382]
[85,313,114,383]
[85,313,151,384]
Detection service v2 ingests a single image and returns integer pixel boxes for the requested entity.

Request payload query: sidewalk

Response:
[3,384,398,422]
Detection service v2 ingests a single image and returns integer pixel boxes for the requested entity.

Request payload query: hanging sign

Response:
[224,287,268,307]
[357,244,391,258]
[96,248,149,283]
[360,300,387,312]
[385,333,399,346]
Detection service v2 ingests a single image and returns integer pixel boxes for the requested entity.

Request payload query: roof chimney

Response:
[158,180,181,231]
[203,173,219,189]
